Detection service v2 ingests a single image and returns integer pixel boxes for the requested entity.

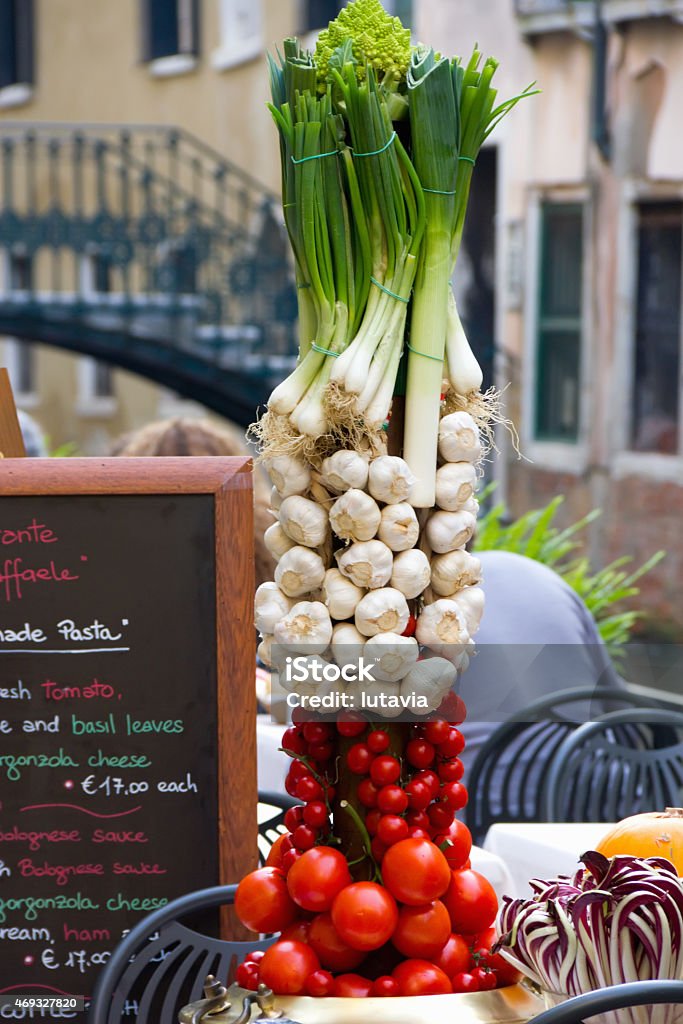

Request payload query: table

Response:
[483,822,615,898]
[257,716,517,903]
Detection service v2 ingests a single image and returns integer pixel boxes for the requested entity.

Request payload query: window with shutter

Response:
[141,0,199,62]
[534,203,583,442]
[630,202,682,455]
[0,0,34,90]
[213,0,263,70]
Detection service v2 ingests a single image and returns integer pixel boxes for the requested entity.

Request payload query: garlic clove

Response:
[438,411,482,464]
[257,634,274,667]
[331,621,366,669]
[435,462,477,512]
[322,568,365,621]
[329,489,381,544]
[400,657,458,714]
[431,550,483,596]
[336,540,393,590]
[270,486,282,512]
[265,455,312,497]
[354,587,410,637]
[416,599,470,656]
[378,502,420,552]
[275,546,326,598]
[321,450,369,493]
[425,510,477,554]
[264,522,296,561]
[254,582,294,634]
[368,455,416,505]
[391,549,431,600]
[452,585,485,638]
[364,632,419,682]
[273,600,332,655]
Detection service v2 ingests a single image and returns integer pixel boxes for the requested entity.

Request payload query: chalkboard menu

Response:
[0,458,257,1006]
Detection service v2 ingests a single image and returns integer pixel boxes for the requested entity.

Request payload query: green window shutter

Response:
[534,203,583,442]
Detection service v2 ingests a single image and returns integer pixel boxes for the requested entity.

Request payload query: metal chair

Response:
[87,884,275,1024]
[543,706,683,822]
[465,686,678,846]
[530,980,683,1024]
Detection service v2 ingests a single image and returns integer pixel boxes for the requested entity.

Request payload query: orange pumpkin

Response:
[596,808,683,875]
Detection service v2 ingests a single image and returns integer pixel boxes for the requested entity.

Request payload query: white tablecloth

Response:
[257,716,516,903]
[483,822,615,898]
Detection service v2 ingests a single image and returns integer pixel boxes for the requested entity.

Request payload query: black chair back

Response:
[530,980,683,1024]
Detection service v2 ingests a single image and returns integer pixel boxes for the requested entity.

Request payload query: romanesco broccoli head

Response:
[314,0,411,88]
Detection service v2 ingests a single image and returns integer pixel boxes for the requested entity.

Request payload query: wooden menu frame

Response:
[0,456,258,913]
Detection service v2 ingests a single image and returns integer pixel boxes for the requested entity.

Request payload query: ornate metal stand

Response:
[178,975,303,1024]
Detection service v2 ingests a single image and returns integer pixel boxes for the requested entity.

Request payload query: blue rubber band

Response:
[311,342,340,357]
[352,132,397,158]
[291,149,338,165]
[458,155,476,165]
[423,187,457,196]
[370,276,410,304]
[407,342,443,363]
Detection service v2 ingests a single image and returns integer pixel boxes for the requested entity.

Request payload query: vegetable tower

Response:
[240,0,534,999]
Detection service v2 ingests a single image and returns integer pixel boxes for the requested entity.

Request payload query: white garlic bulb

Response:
[337,540,393,590]
[378,503,419,552]
[368,456,416,504]
[364,632,419,682]
[391,549,431,600]
[435,462,477,512]
[425,510,477,554]
[462,496,479,516]
[265,455,312,497]
[264,522,296,561]
[273,600,332,655]
[416,599,470,653]
[257,634,273,667]
[453,585,485,637]
[438,411,482,464]
[355,587,410,637]
[321,450,369,493]
[278,495,328,548]
[331,621,366,669]
[270,486,282,512]
[329,489,381,543]
[322,568,365,621]
[431,550,483,597]
[254,582,294,635]
[275,546,326,598]
[400,657,457,714]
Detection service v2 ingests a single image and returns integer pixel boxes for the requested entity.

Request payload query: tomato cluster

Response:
[234,709,520,998]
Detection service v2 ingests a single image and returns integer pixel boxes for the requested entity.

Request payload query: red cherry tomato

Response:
[406,738,436,770]
[279,919,311,943]
[370,755,401,787]
[370,835,388,862]
[377,784,409,814]
[308,741,334,762]
[367,729,390,754]
[392,959,452,996]
[406,808,430,830]
[236,961,260,990]
[432,819,473,870]
[284,806,304,832]
[402,614,417,637]
[292,824,317,851]
[441,781,468,810]
[347,743,372,775]
[265,833,291,869]
[424,718,450,745]
[409,826,431,840]
[259,939,320,995]
[305,969,335,997]
[331,882,399,951]
[281,848,301,872]
[358,778,380,808]
[289,759,310,782]
[452,971,480,993]
[286,846,352,912]
[303,722,331,744]
[438,728,465,759]
[438,758,465,782]
[433,933,471,977]
[382,838,451,906]
[472,967,497,991]
[437,691,467,724]
[391,900,451,959]
[296,777,324,802]
[282,726,307,755]
[415,770,440,798]
[444,870,499,936]
[235,867,297,933]
[427,801,455,831]
[405,779,432,811]
[308,912,367,972]
[303,800,329,829]
[331,973,373,997]
[376,814,410,847]
[337,715,367,738]
[365,808,382,836]
[371,975,400,997]
[489,952,523,986]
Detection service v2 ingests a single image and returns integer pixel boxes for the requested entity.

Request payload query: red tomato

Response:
[367,729,390,754]
[444,869,498,935]
[376,814,409,846]
[392,960,452,996]
[377,784,409,814]
[331,882,399,951]
[303,722,331,744]
[305,969,335,997]
[308,912,367,972]
[236,961,260,990]
[472,967,497,991]
[292,824,317,851]
[278,919,311,943]
[428,801,455,831]
[432,819,473,870]
[284,806,304,832]
[347,743,372,774]
[391,900,451,959]
[438,727,465,758]
[433,933,471,977]
[370,755,401,786]
[415,770,440,798]
[371,975,400,997]
[382,838,451,905]
[438,758,464,782]
[337,715,367,738]
[296,777,324,802]
[303,800,328,829]
[286,846,352,913]
[358,778,380,808]
[441,781,468,810]
[405,779,432,810]
[331,973,373,997]
[452,971,480,993]
[406,738,436,770]
[265,833,291,869]
[487,951,523,987]
[282,726,307,755]
[370,836,388,862]
[235,867,297,933]
[424,718,450,745]
[281,848,301,872]
[259,940,320,995]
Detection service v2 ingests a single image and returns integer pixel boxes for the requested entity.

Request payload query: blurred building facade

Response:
[416,0,683,634]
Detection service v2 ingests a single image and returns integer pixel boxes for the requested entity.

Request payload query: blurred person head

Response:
[110,417,275,589]
[18,410,48,457]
